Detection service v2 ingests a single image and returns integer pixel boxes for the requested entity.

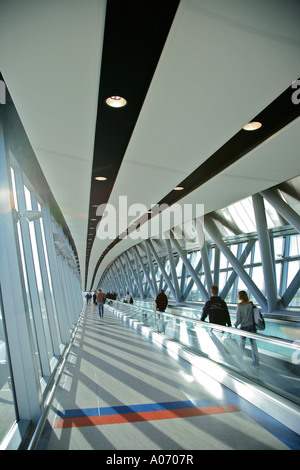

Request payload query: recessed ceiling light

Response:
[243,121,262,131]
[105,96,127,108]
[173,186,184,191]
[95,176,107,181]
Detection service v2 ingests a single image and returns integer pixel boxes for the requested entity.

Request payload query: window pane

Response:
[287,260,300,307]
[219,271,228,292]
[38,205,61,344]
[287,234,300,306]
[253,241,262,264]
[219,251,228,270]
[290,235,300,257]
[0,287,18,444]
[24,186,54,363]
[252,266,265,293]
[273,237,284,259]
[10,168,18,211]
[275,262,282,293]
[28,219,54,362]
[16,222,42,380]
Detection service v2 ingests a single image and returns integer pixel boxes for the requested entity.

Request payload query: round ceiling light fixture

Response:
[173,186,184,191]
[243,121,262,131]
[95,176,107,181]
[105,95,127,108]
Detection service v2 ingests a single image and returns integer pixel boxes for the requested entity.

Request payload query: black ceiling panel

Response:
[85,0,180,289]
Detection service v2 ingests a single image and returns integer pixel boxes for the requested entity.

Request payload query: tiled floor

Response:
[37,305,300,450]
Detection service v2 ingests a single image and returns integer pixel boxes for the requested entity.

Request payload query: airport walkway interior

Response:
[0,0,300,452]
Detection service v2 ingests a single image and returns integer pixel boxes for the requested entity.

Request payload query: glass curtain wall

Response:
[0,139,82,448]
[0,287,17,444]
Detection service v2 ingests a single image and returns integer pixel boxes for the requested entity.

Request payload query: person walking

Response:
[201,285,231,327]
[234,290,259,367]
[97,289,106,318]
[155,289,168,312]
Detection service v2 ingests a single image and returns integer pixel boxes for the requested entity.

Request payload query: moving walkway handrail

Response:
[110,300,300,352]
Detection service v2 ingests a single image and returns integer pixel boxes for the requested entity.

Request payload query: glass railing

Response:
[107,300,300,407]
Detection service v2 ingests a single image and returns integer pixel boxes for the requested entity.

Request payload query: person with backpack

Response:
[124,292,131,303]
[201,285,231,327]
[235,290,259,367]
[155,289,168,312]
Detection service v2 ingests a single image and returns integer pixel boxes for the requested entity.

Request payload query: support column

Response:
[182,256,203,301]
[180,263,187,297]
[132,249,145,299]
[116,259,129,293]
[145,240,177,301]
[281,270,300,308]
[111,264,123,295]
[107,270,119,296]
[261,188,300,234]
[205,215,268,311]
[280,237,290,296]
[133,246,155,297]
[252,193,278,312]
[164,238,181,302]
[196,218,213,291]
[213,246,220,285]
[145,242,158,297]
[169,232,209,300]
[220,240,255,300]
[120,256,134,296]
[124,252,143,298]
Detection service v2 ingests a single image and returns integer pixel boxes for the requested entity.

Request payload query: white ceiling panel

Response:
[0,0,107,280]
[87,0,300,289]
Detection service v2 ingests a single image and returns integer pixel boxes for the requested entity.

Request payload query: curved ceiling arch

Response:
[1,0,299,294]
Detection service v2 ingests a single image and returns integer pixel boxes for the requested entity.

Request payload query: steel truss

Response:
[100,190,300,315]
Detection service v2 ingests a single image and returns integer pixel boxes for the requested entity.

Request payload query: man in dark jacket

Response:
[155,289,168,312]
[97,289,106,318]
[201,285,231,326]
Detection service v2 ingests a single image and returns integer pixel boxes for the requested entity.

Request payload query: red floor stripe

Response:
[54,404,239,429]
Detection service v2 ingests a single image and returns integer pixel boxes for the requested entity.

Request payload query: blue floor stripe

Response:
[56,399,216,419]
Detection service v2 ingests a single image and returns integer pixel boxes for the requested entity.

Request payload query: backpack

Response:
[251,303,265,330]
